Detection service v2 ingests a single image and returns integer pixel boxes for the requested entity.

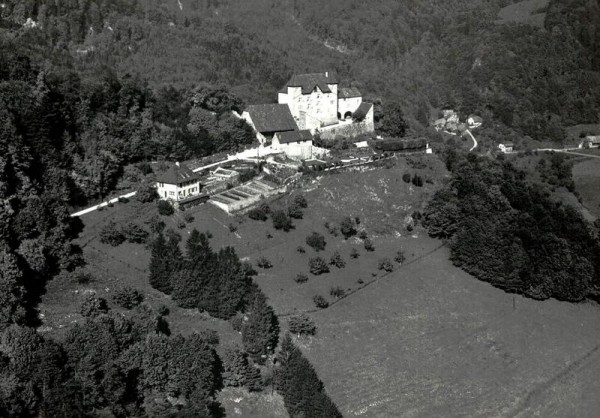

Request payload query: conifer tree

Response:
[242,291,279,364]
[149,233,178,294]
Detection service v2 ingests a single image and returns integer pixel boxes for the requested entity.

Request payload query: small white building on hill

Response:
[156,162,202,202]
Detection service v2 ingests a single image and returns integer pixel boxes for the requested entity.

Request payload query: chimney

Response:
[175,162,180,167]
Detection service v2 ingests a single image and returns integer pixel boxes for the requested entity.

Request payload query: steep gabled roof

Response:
[339,86,361,99]
[156,163,199,185]
[276,129,313,144]
[246,104,298,133]
[352,102,373,121]
[280,72,338,95]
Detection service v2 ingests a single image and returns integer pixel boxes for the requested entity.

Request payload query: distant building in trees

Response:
[498,143,514,153]
[583,135,600,148]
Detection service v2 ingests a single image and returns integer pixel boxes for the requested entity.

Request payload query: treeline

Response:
[423,150,600,302]
[148,228,342,414]
[0,303,222,416]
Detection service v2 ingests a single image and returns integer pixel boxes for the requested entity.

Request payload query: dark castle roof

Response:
[339,86,362,98]
[245,104,298,133]
[279,72,338,95]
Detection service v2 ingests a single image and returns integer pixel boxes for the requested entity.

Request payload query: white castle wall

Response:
[338,96,362,119]
[280,84,338,131]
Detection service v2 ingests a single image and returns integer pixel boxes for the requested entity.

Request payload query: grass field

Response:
[302,242,600,417]
[38,154,600,417]
[572,158,600,219]
[496,0,549,28]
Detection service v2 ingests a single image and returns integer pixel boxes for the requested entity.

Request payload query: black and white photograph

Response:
[0,0,599,416]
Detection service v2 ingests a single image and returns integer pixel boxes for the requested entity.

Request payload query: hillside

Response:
[1,0,599,144]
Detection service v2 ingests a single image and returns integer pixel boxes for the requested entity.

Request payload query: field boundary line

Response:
[507,344,600,418]
[278,242,446,318]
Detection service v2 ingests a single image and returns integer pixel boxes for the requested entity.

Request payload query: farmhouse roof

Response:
[468,114,483,122]
[339,86,361,99]
[245,104,298,133]
[352,102,372,120]
[275,129,313,144]
[585,135,600,143]
[280,71,338,94]
[156,163,199,185]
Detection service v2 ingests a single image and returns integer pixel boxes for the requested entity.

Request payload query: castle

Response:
[277,71,372,132]
[242,71,374,148]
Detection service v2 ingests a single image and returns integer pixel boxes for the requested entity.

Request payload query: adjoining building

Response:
[272,129,313,160]
[241,103,298,145]
[156,162,203,202]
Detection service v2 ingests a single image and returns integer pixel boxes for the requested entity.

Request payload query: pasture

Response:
[38,153,600,417]
[572,157,600,219]
[495,0,549,28]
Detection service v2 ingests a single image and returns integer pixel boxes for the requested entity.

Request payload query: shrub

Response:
[394,250,406,264]
[165,228,182,242]
[312,295,329,309]
[297,246,306,254]
[288,314,316,336]
[293,194,308,208]
[157,200,174,216]
[272,210,293,231]
[146,215,166,234]
[259,202,271,214]
[364,238,375,251]
[230,315,244,332]
[228,223,238,233]
[257,256,272,269]
[350,248,359,259]
[340,216,357,239]
[266,232,273,239]
[287,202,304,219]
[329,251,346,268]
[402,172,411,183]
[325,222,339,236]
[355,216,361,224]
[294,273,308,283]
[411,174,423,187]
[330,287,345,298]
[99,221,126,246]
[305,232,326,252]
[357,278,364,284]
[248,207,268,221]
[184,213,194,223]
[177,220,186,229]
[309,257,330,275]
[121,222,149,244]
[158,305,170,316]
[80,295,109,318]
[137,184,158,202]
[378,258,394,272]
[358,230,368,240]
[112,287,144,309]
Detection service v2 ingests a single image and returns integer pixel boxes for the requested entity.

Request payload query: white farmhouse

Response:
[156,162,202,202]
[272,130,313,160]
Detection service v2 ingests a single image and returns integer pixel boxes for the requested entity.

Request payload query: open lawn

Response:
[38,154,600,417]
[301,243,600,417]
[572,158,600,219]
[496,0,549,28]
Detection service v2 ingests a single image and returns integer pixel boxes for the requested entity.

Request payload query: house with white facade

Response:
[498,143,514,153]
[156,162,202,202]
[584,135,600,148]
[272,129,313,160]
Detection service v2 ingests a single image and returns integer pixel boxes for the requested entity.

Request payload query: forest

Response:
[423,150,600,302]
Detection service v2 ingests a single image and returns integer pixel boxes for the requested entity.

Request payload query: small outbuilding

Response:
[498,143,514,153]
[272,129,313,160]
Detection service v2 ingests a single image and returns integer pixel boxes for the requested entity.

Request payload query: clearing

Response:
[495,0,549,28]
[572,158,600,219]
